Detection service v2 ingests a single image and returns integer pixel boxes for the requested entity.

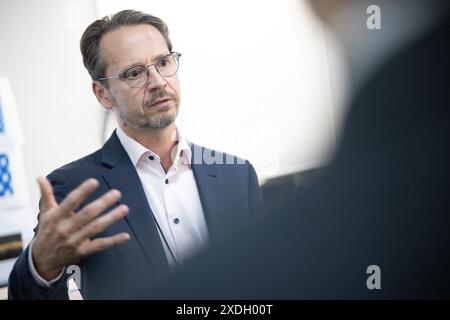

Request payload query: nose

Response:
[145,65,166,92]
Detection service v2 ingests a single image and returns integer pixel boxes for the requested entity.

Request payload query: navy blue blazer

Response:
[8,130,265,299]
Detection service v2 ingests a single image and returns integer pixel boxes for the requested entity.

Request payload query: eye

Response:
[124,66,145,79]
[158,57,171,68]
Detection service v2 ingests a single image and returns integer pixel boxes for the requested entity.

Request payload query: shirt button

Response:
[173,218,180,224]
[149,155,155,160]
[165,178,169,184]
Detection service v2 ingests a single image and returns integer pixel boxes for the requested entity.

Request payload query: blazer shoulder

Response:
[47,148,103,183]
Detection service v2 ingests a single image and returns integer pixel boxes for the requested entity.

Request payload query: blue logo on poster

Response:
[0,99,4,133]
[0,154,13,196]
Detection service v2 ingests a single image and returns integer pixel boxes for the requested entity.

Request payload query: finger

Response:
[37,176,58,212]
[71,189,122,229]
[70,204,129,245]
[81,233,130,257]
[57,178,100,217]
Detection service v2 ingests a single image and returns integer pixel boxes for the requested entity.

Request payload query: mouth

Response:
[150,98,172,108]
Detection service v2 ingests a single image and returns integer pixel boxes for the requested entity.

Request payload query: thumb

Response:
[37,176,58,212]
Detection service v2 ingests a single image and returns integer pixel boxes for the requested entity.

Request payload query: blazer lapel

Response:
[190,143,229,239]
[100,131,169,272]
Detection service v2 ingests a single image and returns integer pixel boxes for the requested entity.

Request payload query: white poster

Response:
[0,77,34,288]
[0,146,29,209]
[0,78,24,147]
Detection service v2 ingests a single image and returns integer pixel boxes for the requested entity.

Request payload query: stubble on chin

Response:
[144,104,179,129]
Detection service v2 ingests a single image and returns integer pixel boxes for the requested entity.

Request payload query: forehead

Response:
[100,24,169,72]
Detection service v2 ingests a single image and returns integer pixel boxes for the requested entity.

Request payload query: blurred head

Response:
[80,10,180,130]
[308,0,349,26]
[309,0,449,26]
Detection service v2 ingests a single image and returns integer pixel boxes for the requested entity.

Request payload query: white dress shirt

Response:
[115,126,209,267]
[29,126,209,287]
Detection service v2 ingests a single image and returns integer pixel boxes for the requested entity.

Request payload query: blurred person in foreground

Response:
[133,0,450,299]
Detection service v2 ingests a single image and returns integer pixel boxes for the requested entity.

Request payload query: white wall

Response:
[98,0,348,179]
[0,0,103,215]
[0,0,347,216]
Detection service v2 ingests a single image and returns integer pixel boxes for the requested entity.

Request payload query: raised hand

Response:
[32,177,130,281]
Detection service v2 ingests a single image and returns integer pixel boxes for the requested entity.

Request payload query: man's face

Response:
[99,24,180,130]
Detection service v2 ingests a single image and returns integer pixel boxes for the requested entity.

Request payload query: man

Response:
[130,0,450,299]
[8,10,264,299]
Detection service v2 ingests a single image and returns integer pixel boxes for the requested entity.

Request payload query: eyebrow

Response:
[119,53,170,74]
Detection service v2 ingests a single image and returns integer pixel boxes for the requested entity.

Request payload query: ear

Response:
[92,81,114,110]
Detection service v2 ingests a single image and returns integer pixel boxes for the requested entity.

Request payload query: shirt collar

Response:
[115,126,191,168]
[174,130,192,167]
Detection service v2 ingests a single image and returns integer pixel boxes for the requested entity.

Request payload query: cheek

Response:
[117,90,144,109]
[173,88,181,102]
[112,88,145,113]
[168,78,181,98]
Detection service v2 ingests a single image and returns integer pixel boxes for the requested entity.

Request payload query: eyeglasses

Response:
[97,52,181,88]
